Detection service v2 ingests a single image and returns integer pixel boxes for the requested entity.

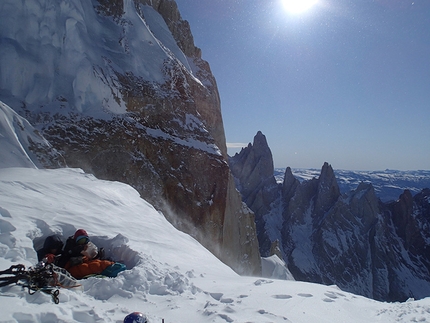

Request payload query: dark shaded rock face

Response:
[230,131,430,301]
[229,131,280,257]
[0,0,260,275]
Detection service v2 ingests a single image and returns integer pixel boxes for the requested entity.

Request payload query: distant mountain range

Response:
[230,131,430,302]
[275,168,430,202]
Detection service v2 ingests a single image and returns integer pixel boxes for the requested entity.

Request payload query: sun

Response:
[281,0,318,14]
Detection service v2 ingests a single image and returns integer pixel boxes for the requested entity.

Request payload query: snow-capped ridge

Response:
[0,101,65,169]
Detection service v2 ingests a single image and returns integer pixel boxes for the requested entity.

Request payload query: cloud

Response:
[226,142,249,149]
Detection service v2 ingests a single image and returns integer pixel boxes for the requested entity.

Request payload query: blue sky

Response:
[175,0,430,170]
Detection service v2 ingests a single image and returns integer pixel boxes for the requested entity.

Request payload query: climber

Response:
[36,234,64,265]
[58,229,125,279]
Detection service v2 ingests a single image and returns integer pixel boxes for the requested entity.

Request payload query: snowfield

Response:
[1,167,430,323]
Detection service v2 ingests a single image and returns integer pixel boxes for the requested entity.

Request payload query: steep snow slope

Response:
[0,0,195,116]
[0,101,64,169]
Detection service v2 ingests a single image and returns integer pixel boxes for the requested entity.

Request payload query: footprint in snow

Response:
[209,292,223,301]
[257,309,290,322]
[223,305,235,313]
[272,294,292,300]
[0,218,16,233]
[220,298,234,304]
[0,207,12,218]
[297,293,313,298]
[254,279,274,286]
[218,313,234,322]
[323,298,335,302]
[258,309,268,314]
[324,292,339,299]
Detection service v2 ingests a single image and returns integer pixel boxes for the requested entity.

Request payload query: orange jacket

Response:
[66,258,114,279]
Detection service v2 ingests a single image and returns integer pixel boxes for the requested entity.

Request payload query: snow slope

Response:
[0,101,41,169]
[0,101,64,169]
[1,168,430,323]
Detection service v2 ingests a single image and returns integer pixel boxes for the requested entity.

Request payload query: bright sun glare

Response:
[281,0,318,14]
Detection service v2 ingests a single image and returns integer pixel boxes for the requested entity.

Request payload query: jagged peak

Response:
[414,188,430,201]
[390,189,414,227]
[283,167,298,188]
[355,181,375,194]
[282,167,300,203]
[312,162,341,219]
[284,166,294,181]
[398,189,414,203]
[252,131,272,155]
[348,182,378,208]
[319,162,335,181]
[229,131,274,179]
[317,162,340,197]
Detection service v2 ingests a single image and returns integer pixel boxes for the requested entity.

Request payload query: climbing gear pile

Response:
[0,261,80,304]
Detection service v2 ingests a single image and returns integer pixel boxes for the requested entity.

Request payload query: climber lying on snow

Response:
[40,229,126,279]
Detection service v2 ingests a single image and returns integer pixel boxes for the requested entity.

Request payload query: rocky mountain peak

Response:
[229,131,280,257]
[389,189,421,251]
[229,131,275,192]
[315,162,341,218]
[282,167,299,203]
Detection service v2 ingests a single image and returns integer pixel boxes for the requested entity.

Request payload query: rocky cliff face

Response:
[0,0,260,275]
[230,131,430,301]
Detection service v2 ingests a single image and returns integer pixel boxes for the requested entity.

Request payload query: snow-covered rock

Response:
[0,0,260,275]
[0,101,65,169]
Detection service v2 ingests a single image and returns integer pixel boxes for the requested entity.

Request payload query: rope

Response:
[0,263,80,304]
